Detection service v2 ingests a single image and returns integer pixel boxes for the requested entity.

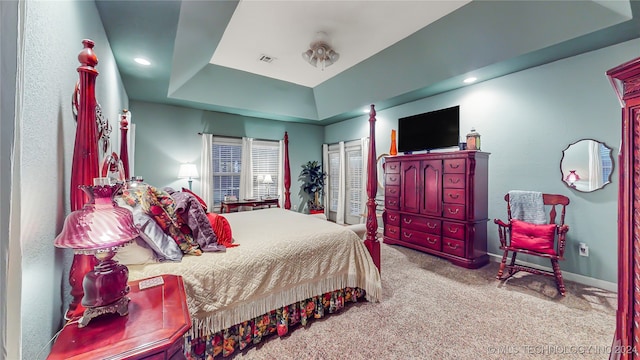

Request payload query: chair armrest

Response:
[556,224,569,258]
[494,219,511,247]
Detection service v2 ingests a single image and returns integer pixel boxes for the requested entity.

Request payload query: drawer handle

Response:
[389,228,397,234]
[388,200,397,206]
[448,193,460,199]
[389,164,398,170]
[447,242,458,250]
[448,178,461,184]
[427,223,437,229]
[389,188,397,194]
[426,238,436,244]
[449,163,460,169]
[448,208,460,215]
[448,227,459,233]
[389,215,397,221]
[403,218,412,224]
[403,232,412,239]
[389,176,397,182]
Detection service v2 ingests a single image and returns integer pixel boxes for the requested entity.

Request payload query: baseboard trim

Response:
[487,253,617,293]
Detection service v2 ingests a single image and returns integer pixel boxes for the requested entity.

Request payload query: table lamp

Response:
[565,170,580,188]
[263,174,273,197]
[178,163,199,191]
[54,180,139,327]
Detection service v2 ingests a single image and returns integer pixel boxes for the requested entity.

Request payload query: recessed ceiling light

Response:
[463,77,477,84]
[134,57,151,66]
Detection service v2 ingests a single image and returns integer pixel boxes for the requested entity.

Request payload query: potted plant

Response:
[299,160,326,214]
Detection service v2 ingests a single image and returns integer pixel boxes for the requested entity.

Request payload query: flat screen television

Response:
[397,106,460,153]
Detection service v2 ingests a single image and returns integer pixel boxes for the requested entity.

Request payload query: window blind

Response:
[251,140,280,199]
[212,137,242,206]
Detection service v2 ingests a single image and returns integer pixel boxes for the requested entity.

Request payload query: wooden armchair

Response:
[494,193,570,295]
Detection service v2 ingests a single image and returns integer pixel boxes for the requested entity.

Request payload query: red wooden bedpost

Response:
[119,109,130,180]
[66,39,100,320]
[283,132,291,210]
[365,105,381,271]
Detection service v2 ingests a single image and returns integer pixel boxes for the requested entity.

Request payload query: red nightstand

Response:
[48,274,191,360]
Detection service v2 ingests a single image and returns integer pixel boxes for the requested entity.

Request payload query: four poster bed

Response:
[66,39,382,359]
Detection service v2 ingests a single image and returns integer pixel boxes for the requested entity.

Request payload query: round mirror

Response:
[560,139,614,192]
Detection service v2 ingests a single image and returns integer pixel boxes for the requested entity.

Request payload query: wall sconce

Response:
[178,163,199,191]
[54,180,139,327]
[565,170,580,188]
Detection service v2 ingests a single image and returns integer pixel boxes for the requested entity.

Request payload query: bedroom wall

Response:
[325,37,640,288]
[18,1,128,359]
[129,101,324,212]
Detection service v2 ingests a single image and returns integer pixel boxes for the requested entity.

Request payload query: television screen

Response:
[397,106,460,153]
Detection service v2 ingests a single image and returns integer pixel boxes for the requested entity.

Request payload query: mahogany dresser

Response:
[48,274,191,360]
[383,150,490,268]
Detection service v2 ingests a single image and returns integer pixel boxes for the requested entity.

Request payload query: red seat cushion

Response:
[510,219,557,255]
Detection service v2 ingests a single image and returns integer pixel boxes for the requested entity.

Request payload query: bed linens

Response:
[126,208,381,336]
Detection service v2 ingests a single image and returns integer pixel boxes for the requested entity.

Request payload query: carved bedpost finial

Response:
[78,39,98,68]
[120,109,129,129]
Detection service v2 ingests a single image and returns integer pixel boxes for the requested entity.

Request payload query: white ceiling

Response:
[211,0,470,87]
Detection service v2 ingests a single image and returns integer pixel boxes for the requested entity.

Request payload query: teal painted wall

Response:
[130,101,324,212]
[326,37,640,285]
[18,1,128,358]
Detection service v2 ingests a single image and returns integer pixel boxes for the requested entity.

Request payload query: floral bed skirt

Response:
[185,287,366,359]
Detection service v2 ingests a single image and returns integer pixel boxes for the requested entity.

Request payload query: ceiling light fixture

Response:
[302,31,340,70]
[463,77,477,84]
[134,57,151,66]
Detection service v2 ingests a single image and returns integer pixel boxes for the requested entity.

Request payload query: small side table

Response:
[48,274,191,360]
[221,197,280,213]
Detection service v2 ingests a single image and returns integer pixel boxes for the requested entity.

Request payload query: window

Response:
[252,140,280,199]
[600,143,612,184]
[211,137,280,209]
[326,140,364,224]
[328,151,340,213]
[345,146,363,224]
[212,137,242,207]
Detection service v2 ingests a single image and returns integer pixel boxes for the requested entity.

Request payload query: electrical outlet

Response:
[579,242,589,257]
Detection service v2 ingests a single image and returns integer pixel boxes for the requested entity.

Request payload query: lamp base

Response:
[78,296,130,328]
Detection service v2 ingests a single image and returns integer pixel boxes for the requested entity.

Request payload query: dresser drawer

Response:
[443,188,465,205]
[401,228,441,251]
[442,221,465,240]
[385,185,400,198]
[385,225,400,240]
[443,203,465,220]
[443,173,465,189]
[385,211,400,226]
[444,158,465,173]
[385,197,400,210]
[443,238,465,257]
[385,161,400,174]
[385,173,401,186]
[401,214,441,235]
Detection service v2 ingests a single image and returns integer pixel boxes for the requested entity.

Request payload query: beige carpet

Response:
[234,243,616,359]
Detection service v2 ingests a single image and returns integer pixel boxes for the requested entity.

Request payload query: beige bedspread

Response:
[127,208,381,335]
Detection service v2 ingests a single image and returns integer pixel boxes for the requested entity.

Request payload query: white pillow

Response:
[114,237,158,265]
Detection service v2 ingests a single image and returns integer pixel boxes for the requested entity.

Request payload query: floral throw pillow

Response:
[123,185,202,255]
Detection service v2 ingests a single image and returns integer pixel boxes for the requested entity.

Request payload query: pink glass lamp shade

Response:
[54,183,139,327]
[565,170,580,188]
